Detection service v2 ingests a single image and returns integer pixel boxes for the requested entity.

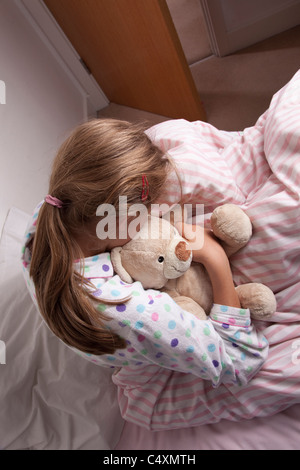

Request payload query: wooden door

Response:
[44,0,206,121]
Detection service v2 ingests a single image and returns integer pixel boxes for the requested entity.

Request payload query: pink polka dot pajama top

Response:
[22,203,268,389]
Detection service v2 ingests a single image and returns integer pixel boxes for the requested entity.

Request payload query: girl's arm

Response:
[110,222,266,386]
[82,223,268,386]
[186,226,241,308]
[114,285,268,387]
[96,262,268,387]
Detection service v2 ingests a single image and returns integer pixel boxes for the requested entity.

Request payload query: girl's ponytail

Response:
[30,201,126,355]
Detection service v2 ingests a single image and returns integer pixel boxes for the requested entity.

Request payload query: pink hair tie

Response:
[45,194,64,208]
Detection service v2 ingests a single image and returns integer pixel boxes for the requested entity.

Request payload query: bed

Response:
[1,70,300,450]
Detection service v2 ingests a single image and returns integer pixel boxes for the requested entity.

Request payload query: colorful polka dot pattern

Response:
[21,202,268,387]
[82,264,265,386]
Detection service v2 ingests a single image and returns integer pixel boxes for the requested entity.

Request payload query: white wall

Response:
[0,0,88,233]
[220,0,300,31]
[166,0,212,64]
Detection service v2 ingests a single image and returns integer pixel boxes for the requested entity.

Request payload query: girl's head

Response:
[30,118,171,355]
[49,118,169,223]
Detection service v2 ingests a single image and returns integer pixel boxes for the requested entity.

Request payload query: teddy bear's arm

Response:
[210,204,252,257]
[163,288,207,320]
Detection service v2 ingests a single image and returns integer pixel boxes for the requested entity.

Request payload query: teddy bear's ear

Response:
[111,247,134,284]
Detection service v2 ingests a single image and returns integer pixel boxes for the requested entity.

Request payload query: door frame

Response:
[15,0,109,117]
[201,0,300,56]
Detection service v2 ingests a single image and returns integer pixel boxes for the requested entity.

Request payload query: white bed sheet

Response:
[0,207,124,450]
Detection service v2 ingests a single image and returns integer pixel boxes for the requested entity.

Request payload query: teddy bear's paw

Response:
[235,283,277,319]
[174,295,207,320]
[211,204,252,256]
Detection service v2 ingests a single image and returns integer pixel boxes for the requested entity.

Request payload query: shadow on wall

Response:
[166,0,212,64]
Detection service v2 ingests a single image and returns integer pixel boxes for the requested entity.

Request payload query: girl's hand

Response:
[175,223,223,265]
[176,222,241,308]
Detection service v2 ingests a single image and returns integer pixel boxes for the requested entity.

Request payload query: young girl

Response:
[22,118,267,396]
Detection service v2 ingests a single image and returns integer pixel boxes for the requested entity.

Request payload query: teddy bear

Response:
[111,204,277,320]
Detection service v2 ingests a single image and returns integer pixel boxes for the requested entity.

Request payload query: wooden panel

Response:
[44,0,206,121]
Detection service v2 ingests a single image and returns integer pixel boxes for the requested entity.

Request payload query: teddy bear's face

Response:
[111,217,192,289]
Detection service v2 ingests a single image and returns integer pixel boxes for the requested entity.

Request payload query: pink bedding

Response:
[116,70,300,449]
[116,405,300,450]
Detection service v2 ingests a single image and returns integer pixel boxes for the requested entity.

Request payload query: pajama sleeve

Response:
[22,202,268,390]
[98,278,268,387]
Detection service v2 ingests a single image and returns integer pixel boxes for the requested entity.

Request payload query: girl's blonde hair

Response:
[30,119,171,355]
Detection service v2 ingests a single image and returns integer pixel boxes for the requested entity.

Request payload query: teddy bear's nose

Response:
[175,241,191,261]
